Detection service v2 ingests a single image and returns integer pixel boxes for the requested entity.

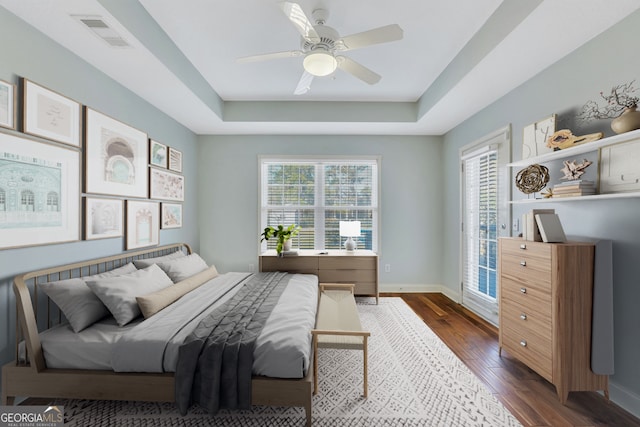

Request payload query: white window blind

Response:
[260,158,379,251]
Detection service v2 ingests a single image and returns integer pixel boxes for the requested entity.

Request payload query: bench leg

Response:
[363,336,368,398]
[313,335,319,395]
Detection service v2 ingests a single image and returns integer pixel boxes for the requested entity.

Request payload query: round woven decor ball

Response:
[515,164,549,194]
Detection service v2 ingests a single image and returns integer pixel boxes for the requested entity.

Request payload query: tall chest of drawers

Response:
[259,250,379,303]
[498,238,608,403]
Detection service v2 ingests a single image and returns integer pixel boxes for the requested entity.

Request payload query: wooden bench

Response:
[311,283,370,397]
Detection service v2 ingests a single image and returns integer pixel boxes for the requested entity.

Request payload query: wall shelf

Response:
[510,191,640,204]
[508,128,640,168]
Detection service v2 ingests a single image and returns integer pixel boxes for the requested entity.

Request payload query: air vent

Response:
[71,15,131,48]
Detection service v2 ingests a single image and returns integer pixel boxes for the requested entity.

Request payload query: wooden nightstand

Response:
[259,250,379,303]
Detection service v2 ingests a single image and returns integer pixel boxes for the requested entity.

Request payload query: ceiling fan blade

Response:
[336,56,381,85]
[237,50,302,64]
[294,71,314,95]
[339,24,403,51]
[279,2,320,42]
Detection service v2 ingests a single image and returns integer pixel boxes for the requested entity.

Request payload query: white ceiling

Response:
[2,0,640,135]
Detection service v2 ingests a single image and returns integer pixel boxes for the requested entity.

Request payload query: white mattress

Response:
[34,272,318,378]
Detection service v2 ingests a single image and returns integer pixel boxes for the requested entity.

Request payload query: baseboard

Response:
[609,381,640,419]
[380,284,460,302]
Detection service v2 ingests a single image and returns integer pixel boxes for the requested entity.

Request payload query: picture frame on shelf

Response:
[168,147,182,172]
[150,167,184,201]
[23,78,82,147]
[522,114,556,160]
[149,139,167,168]
[161,202,182,229]
[84,196,124,240]
[0,79,16,130]
[85,107,148,198]
[598,139,640,194]
[125,200,159,250]
[0,130,80,250]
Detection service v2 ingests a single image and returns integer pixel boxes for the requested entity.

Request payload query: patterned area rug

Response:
[56,297,521,426]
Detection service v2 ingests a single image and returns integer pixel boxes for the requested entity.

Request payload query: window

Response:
[21,190,35,211]
[260,157,379,252]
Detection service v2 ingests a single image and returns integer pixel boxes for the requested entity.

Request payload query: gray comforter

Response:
[175,271,292,415]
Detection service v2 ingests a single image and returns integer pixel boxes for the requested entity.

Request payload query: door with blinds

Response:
[460,127,510,326]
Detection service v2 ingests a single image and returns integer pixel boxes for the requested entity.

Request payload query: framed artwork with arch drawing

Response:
[85,107,148,198]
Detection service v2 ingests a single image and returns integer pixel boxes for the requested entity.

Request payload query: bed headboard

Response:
[13,243,192,372]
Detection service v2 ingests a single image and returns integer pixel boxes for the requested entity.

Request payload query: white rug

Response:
[60,297,521,426]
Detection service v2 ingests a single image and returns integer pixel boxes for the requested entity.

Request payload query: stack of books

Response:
[552,180,596,198]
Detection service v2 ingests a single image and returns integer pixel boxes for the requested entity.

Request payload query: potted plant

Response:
[260,224,301,256]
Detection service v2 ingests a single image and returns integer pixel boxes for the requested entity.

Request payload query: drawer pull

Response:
[520,340,527,347]
[520,260,527,266]
[520,313,527,320]
[520,244,527,250]
[520,287,527,294]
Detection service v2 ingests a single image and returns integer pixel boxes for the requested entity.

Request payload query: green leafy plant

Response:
[260,224,301,254]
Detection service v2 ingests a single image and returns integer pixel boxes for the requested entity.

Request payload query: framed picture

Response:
[150,167,184,201]
[149,139,167,168]
[599,139,640,193]
[161,203,182,229]
[85,107,148,198]
[84,196,124,240]
[0,79,16,130]
[0,130,80,250]
[522,114,556,160]
[125,200,159,250]
[168,147,182,172]
[23,79,81,147]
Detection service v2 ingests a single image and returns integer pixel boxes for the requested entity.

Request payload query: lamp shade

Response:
[303,50,337,77]
[339,221,361,237]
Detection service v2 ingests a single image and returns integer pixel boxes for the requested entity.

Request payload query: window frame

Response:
[258,155,381,253]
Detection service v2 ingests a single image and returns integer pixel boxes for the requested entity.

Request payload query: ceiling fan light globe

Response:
[303,51,337,76]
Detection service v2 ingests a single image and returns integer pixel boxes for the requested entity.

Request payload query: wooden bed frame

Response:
[1,243,313,426]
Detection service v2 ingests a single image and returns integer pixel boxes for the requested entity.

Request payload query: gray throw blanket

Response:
[175,271,292,415]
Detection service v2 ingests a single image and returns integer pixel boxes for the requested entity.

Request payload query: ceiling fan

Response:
[237,2,403,94]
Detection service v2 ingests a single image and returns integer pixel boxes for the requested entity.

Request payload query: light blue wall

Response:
[442,10,640,415]
[197,135,444,289]
[0,7,199,378]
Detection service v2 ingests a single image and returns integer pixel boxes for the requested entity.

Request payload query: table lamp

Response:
[339,221,361,251]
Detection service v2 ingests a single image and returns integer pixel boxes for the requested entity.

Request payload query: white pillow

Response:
[156,253,209,283]
[38,263,138,333]
[86,264,173,326]
[132,250,186,269]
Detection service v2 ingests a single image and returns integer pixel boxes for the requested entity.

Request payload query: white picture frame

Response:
[23,78,81,147]
[150,167,184,201]
[150,139,167,168]
[0,79,16,130]
[84,197,124,240]
[598,139,640,193]
[161,203,182,229]
[0,130,80,250]
[522,114,556,160]
[126,200,159,250]
[85,107,148,198]
[168,147,182,173]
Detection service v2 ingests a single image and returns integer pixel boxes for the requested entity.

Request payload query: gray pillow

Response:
[38,263,138,332]
[157,253,209,283]
[86,264,173,326]
[132,250,186,269]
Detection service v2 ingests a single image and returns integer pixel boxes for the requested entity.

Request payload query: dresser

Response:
[498,237,608,403]
[259,250,379,303]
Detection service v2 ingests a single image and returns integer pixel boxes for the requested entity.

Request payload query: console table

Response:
[259,250,379,303]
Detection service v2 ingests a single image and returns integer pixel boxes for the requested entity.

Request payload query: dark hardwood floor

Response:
[385,292,640,427]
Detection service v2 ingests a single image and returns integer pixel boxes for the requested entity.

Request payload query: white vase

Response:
[283,239,292,252]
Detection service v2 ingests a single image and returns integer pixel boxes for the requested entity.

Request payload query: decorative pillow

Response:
[132,250,186,269]
[156,253,210,283]
[86,264,173,326]
[137,266,219,318]
[38,263,138,333]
